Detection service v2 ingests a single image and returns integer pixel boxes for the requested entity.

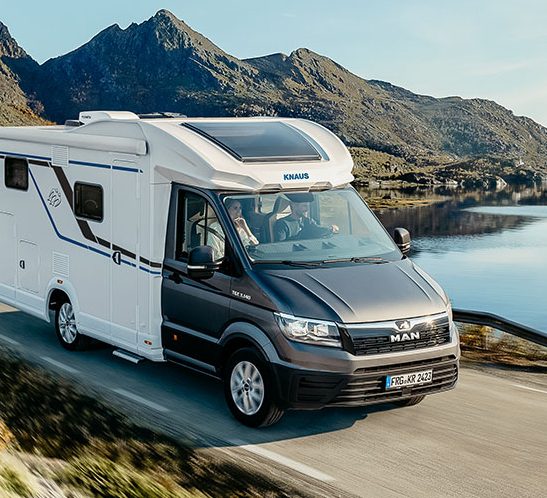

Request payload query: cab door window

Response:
[175,192,225,261]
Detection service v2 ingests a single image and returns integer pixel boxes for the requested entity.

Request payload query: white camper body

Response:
[0,111,353,361]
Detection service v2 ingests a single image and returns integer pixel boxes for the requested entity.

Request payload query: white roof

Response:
[0,111,354,191]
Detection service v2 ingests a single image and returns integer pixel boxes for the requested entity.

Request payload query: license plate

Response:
[386,369,433,389]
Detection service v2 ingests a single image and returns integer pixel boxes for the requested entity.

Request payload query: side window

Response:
[74,182,103,222]
[4,157,29,191]
[175,192,225,261]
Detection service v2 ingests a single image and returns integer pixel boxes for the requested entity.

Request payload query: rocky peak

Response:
[145,9,209,50]
[152,9,179,23]
[0,21,28,59]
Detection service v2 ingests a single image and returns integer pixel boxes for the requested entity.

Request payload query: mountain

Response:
[3,10,547,183]
[0,22,46,125]
[32,10,266,123]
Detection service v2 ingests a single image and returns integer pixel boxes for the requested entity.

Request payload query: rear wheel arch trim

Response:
[45,278,80,322]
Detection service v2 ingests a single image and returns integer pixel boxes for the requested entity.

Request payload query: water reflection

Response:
[364,186,547,332]
[366,187,542,239]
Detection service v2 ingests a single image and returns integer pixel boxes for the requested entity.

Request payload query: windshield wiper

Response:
[321,256,389,264]
[253,257,389,266]
[253,260,325,267]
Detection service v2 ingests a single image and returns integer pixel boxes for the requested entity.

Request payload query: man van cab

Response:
[0,112,459,426]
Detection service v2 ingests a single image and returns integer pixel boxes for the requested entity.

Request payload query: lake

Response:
[364,186,547,333]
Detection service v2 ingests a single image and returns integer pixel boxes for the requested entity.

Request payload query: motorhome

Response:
[0,112,459,426]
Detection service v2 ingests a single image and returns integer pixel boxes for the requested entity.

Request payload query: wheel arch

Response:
[218,321,281,374]
[44,278,80,323]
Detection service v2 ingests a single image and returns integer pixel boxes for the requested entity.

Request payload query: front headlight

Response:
[274,313,341,348]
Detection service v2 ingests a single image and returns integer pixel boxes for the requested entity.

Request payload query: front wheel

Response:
[55,301,89,351]
[224,348,284,427]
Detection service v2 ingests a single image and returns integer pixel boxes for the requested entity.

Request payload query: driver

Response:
[274,193,339,242]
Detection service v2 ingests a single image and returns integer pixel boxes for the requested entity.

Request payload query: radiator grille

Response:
[347,315,451,356]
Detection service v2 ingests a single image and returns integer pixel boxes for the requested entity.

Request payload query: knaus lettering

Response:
[283,172,309,181]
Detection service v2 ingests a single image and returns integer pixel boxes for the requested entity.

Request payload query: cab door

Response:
[161,189,232,365]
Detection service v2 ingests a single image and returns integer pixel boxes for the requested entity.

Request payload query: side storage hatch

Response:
[18,240,40,294]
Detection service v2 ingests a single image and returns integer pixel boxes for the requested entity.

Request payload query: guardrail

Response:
[453,309,547,348]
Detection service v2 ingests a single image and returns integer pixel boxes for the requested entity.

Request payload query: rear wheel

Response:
[224,348,284,427]
[395,395,425,407]
[55,301,89,351]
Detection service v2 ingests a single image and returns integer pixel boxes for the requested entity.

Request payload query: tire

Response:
[395,395,425,407]
[224,347,284,428]
[54,300,90,351]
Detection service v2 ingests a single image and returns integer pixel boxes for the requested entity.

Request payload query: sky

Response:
[3,0,547,125]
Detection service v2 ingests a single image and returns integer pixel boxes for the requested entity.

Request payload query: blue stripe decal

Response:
[30,168,156,275]
[0,150,51,161]
[140,266,162,275]
[1,152,142,173]
[29,169,111,258]
[113,165,142,173]
[70,160,143,173]
[69,160,111,170]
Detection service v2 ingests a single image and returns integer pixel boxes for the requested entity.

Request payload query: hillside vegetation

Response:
[0,23,46,126]
[0,347,303,498]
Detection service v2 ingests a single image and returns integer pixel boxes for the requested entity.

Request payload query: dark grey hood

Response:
[256,258,448,323]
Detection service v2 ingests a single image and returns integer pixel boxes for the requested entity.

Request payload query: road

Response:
[0,304,546,497]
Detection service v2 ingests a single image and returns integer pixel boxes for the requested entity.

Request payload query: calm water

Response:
[365,186,547,333]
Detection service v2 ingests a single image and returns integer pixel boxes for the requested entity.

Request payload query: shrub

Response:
[60,455,203,498]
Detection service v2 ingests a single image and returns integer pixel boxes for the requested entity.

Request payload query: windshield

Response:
[222,188,401,264]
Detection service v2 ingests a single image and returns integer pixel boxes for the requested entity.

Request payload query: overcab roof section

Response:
[181,121,324,163]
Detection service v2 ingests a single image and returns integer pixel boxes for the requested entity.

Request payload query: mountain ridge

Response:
[1,10,546,184]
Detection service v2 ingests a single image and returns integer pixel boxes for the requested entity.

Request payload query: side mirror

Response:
[187,246,220,280]
[393,227,411,256]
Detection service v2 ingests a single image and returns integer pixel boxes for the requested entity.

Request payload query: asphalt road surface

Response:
[0,304,546,498]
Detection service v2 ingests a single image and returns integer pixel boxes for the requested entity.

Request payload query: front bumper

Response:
[274,354,458,410]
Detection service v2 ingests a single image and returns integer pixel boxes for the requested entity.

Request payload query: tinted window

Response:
[175,191,225,261]
[4,157,29,191]
[74,182,103,222]
[182,121,322,163]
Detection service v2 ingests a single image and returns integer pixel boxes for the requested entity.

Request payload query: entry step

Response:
[113,349,145,364]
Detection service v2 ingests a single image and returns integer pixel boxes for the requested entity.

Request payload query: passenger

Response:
[204,221,225,261]
[274,193,339,242]
[225,198,259,247]
[206,199,258,259]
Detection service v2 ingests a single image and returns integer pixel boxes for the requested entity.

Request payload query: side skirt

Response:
[165,349,221,379]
